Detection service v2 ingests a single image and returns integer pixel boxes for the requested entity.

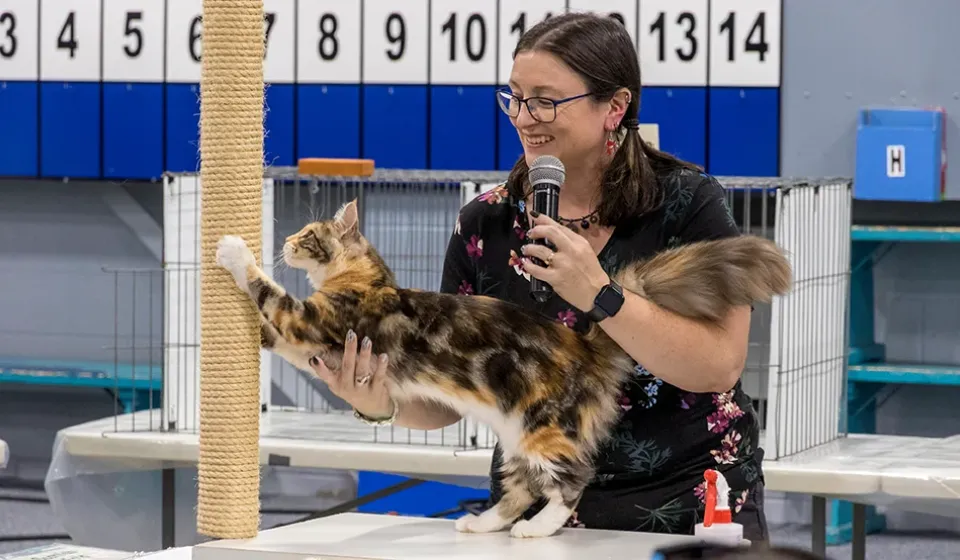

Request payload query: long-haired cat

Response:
[214,199,791,539]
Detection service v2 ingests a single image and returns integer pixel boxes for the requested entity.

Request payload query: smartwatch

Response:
[586,280,625,322]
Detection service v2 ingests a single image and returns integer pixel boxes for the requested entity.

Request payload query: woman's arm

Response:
[597,176,750,393]
[594,290,750,393]
[524,175,752,394]
[394,397,463,430]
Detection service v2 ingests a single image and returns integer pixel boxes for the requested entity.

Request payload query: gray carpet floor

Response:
[2,487,959,559]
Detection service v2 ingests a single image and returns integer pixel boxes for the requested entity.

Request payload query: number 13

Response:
[649,11,697,62]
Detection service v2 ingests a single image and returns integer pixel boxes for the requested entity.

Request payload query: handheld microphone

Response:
[528,155,565,303]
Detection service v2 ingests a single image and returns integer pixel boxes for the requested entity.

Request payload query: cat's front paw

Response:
[216,235,256,287]
[454,512,509,534]
[509,518,562,539]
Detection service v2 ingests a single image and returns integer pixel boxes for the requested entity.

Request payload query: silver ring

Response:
[356,374,371,386]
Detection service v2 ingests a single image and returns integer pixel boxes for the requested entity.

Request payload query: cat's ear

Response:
[334,199,360,239]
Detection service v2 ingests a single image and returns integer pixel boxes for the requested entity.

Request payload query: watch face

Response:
[598,284,624,313]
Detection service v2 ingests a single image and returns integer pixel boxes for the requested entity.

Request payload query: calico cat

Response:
[214,199,791,539]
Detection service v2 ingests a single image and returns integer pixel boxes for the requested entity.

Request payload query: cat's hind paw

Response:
[216,235,256,287]
[509,518,562,539]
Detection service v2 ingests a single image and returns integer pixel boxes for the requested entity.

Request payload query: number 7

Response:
[263,12,276,58]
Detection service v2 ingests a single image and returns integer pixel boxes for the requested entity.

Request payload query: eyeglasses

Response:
[495,88,593,123]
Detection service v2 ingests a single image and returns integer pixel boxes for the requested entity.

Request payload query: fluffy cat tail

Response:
[609,235,792,324]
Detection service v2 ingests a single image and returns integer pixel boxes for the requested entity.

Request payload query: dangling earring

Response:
[604,129,616,156]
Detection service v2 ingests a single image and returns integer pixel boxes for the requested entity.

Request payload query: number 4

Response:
[58,11,78,59]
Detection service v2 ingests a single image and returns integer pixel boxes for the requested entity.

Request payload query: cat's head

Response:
[282,199,388,288]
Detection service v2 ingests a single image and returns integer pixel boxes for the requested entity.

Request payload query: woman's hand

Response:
[309,329,394,420]
[521,211,611,312]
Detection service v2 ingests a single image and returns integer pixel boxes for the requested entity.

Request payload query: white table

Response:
[45,410,960,560]
[192,512,699,560]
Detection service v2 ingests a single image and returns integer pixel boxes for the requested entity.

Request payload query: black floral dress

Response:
[439,167,769,541]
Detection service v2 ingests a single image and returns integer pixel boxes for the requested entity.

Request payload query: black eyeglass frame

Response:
[495,88,595,123]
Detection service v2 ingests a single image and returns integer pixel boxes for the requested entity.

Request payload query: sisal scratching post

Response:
[197,0,264,539]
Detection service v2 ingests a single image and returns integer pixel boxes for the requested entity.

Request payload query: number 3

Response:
[0,11,17,58]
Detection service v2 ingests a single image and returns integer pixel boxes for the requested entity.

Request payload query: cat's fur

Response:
[214,199,791,539]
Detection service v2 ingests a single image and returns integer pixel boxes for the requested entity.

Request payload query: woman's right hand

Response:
[309,329,394,420]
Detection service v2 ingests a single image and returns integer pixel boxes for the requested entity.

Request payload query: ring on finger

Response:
[356,374,371,386]
[544,251,555,266]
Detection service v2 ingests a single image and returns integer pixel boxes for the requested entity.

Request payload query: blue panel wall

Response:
[497,111,523,171]
[39,82,100,179]
[297,85,361,160]
[165,84,201,174]
[0,82,39,177]
[265,84,295,168]
[362,85,428,169]
[708,87,780,177]
[430,86,496,170]
[103,84,164,180]
[640,87,708,169]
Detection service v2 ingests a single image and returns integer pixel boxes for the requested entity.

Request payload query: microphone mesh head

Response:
[529,155,566,187]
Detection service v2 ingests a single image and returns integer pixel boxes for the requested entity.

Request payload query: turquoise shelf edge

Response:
[851,225,960,242]
[0,357,162,390]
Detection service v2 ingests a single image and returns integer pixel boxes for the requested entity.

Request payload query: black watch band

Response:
[586,280,624,322]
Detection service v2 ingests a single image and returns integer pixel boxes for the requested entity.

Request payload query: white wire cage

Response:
[100,169,852,462]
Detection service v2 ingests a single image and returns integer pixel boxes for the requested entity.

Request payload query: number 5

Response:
[124,11,143,58]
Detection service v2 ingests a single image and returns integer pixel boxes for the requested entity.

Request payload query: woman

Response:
[309,12,768,542]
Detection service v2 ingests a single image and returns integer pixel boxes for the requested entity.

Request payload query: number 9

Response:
[385,12,405,61]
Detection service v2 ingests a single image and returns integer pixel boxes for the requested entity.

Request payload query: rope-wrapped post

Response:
[197,0,264,539]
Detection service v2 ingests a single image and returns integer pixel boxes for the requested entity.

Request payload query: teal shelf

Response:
[851,225,960,243]
[848,362,960,386]
[836,220,960,546]
[0,358,162,391]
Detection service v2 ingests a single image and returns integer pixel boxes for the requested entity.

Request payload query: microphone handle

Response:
[529,183,560,303]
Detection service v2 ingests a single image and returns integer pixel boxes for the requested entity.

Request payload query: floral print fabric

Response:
[439,167,767,539]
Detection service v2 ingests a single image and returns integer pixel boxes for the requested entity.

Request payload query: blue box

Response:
[707,87,779,177]
[40,82,101,179]
[297,85,361,160]
[430,85,496,170]
[0,81,39,177]
[103,83,164,180]
[855,107,946,201]
[641,86,708,169]
[362,85,428,169]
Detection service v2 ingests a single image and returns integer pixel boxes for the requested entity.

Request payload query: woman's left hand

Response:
[521,211,611,312]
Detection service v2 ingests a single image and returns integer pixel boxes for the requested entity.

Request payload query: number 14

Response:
[717,11,768,61]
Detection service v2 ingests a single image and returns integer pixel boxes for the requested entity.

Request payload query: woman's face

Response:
[507,50,618,170]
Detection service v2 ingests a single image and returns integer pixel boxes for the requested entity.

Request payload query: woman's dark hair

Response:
[505,12,702,227]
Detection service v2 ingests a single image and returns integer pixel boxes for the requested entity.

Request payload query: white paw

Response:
[509,519,560,539]
[454,514,478,533]
[454,513,507,534]
[216,235,255,283]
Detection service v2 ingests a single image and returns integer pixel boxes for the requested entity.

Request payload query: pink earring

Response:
[605,130,616,155]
